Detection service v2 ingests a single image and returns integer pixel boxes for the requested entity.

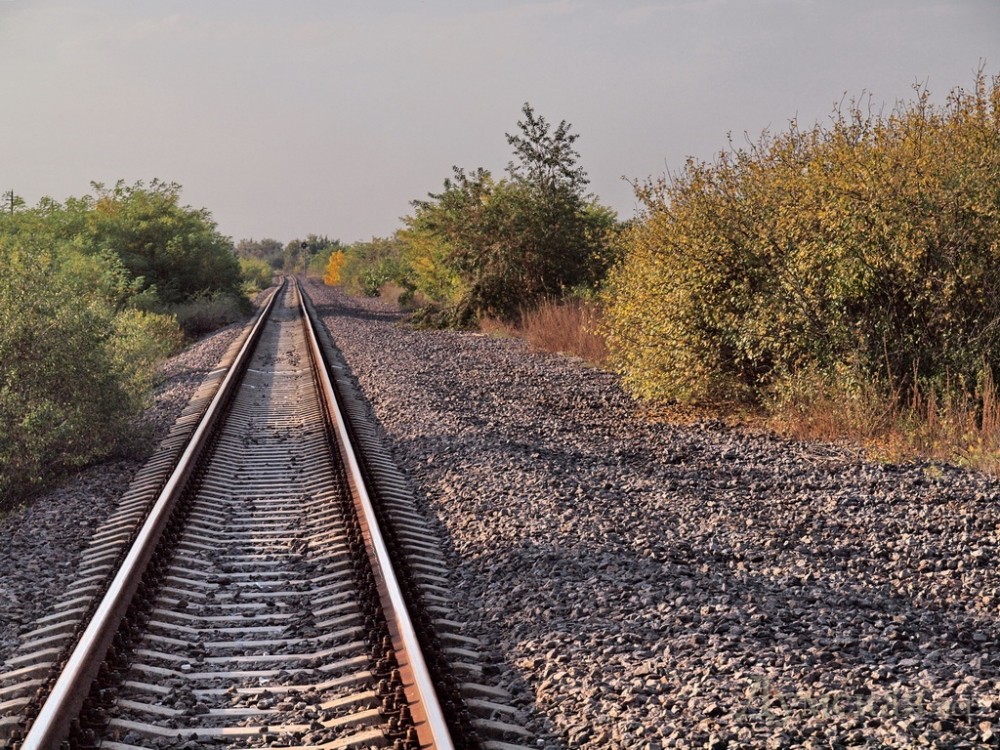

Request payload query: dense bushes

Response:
[403,105,619,323]
[604,74,1000,408]
[86,180,243,308]
[332,236,411,299]
[0,180,246,507]
[238,257,275,294]
[0,240,179,505]
[235,238,285,271]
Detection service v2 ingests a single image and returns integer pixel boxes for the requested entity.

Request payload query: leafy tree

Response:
[0,179,255,504]
[506,103,589,193]
[0,235,178,506]
[2,190,26,214]
[283,234,342,273]
[406,167,497,319]
[82,180,242,307]
[401,103,618,322]
[502,103,614,290]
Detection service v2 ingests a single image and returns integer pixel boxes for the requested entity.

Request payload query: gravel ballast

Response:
[303,279,1000,749]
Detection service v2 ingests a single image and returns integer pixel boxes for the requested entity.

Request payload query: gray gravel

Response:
[0,322,246,665]
[304,278,1000,750]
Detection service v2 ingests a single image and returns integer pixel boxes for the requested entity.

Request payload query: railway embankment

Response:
[3,278,1000,748]
[306,278,1000,749]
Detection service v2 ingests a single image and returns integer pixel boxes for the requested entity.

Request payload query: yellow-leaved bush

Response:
[397,226,467,307]
[604,73,1000,406]
[323,250,346,286]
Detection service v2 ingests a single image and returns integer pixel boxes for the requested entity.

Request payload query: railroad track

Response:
[0,280,531,750]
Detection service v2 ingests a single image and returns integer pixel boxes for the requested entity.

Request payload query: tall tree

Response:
[506,103,589,194]
[493,103,609,311]
[403,104,617,322]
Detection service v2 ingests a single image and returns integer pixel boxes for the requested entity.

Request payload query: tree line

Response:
[325,103,624,326]
[235,234,343,290]
[328,74,1000,458]
[0,177,354,506]
[4,70,997,503]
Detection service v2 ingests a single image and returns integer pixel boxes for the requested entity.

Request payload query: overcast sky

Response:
[1,1,997,244]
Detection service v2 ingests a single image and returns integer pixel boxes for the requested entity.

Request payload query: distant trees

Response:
[278,234,342,275]
[236,235,346,277]
[235,238,285,270]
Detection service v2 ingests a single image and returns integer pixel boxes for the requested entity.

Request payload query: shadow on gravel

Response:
[300,277,1000,746]
[387,419,1000,745]
[303,284,404,325]
[459,530,999,745]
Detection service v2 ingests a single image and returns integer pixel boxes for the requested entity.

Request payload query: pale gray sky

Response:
[1,1,997,244]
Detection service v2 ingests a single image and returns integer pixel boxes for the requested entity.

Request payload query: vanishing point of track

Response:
[0,280,530,749]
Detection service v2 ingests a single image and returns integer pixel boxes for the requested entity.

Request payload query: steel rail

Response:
[18,281,285,750]
[297,279,456,750]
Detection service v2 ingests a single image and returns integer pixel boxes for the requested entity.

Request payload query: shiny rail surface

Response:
[300,282,454,749]
[0,282,458,749]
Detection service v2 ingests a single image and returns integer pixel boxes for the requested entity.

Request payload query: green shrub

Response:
[338,237,409,297]
[0,240,181,506]
[401,105,620,322]
[86,180,243,307]
[605,73,1000,406]
[111,308,184,394]
[239,256,274,294]
[0,180,251,507]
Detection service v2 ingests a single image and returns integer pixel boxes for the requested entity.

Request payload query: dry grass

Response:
[377,282,408,307]
[519,298,609,365]
[768,368,1000,474]
[478,315,519,338]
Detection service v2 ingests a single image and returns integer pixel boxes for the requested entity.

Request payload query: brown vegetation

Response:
[519,298,609,365]
[769,367,1000,473]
